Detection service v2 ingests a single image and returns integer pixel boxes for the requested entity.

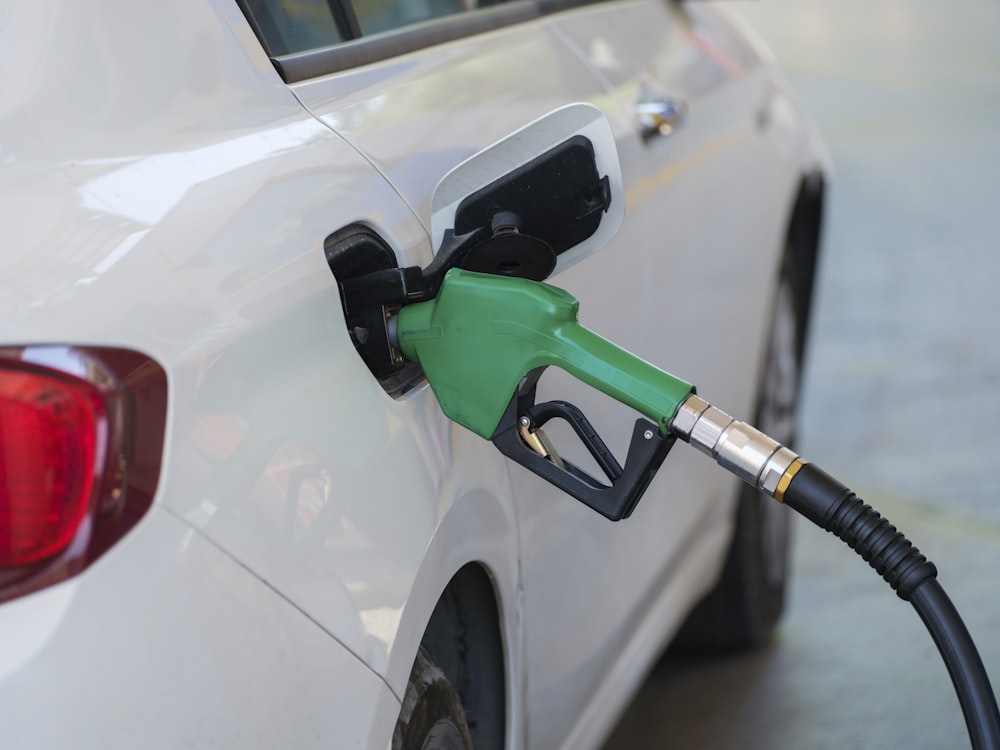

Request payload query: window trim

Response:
[237,0,613,84]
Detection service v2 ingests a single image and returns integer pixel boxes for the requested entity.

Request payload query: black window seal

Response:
[257,0,612,84]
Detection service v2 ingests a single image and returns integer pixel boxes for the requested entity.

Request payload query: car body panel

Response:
[0,1,827,748]
[0,506,399,749]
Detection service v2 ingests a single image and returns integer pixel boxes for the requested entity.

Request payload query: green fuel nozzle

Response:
[394,268,694,520]
[395,269,694,439]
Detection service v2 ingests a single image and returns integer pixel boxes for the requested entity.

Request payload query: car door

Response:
[519,4,797,745]
[248,0,793,746]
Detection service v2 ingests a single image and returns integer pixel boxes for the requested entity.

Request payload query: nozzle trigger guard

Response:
[491,379,675,521]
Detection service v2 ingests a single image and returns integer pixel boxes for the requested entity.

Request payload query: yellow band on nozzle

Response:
[775,459,807,503]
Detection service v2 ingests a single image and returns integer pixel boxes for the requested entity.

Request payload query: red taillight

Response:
[0,366,104,567]
[0,347,167,602]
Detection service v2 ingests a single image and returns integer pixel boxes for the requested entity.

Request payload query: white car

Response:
[0,1,827,748]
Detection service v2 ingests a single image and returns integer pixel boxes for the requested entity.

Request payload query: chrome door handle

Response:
[635,99,687,141]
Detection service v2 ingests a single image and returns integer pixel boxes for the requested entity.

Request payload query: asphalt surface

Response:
[603,1,1000,748]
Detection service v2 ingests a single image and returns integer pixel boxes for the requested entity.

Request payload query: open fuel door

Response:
[428,103,624,281]
[335,104,624,392]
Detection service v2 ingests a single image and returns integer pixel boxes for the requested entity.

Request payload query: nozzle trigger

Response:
[491,379,675,521]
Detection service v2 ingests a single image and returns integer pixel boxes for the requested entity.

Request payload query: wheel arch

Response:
[419,562,507,750]
[387,472,519,750]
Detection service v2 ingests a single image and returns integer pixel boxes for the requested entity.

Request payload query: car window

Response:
[238,0,610,82]
[353,0,506,36]
[241,0,511,57]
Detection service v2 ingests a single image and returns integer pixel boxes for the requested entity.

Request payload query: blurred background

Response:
[604,0,1000,747]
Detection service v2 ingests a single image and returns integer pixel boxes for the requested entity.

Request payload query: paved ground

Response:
[603,1,1000,747]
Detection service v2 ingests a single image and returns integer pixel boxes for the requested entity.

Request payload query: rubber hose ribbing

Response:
[783,463,936,599]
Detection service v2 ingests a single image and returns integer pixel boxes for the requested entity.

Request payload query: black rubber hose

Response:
[784,463,1000,750]
[912,581,1000,750]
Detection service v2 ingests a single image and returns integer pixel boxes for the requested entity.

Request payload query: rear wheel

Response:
[675,251,804,650]
[393,647,475,750]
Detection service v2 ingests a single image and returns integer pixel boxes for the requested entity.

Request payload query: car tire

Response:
[393,646,475,750]
[674,248,806,651]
